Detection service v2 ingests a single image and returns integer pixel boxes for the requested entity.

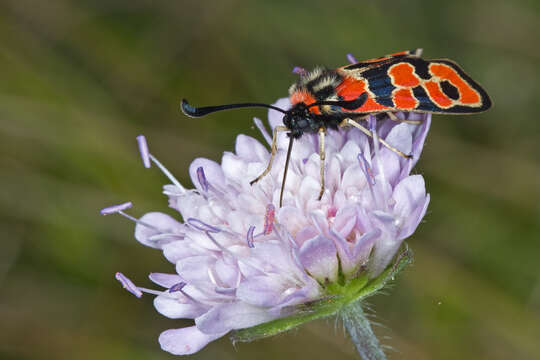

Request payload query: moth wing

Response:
[337,57,491,114]
[339,48,423,72]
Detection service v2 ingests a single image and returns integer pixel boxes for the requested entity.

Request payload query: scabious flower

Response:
[103,98,430,356]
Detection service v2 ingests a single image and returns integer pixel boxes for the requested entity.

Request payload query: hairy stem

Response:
[341,301,386,360]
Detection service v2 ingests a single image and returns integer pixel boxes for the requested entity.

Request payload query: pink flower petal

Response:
[392,175,426,218]
[268,98,290,130]
[236,274,289,307]
[149,273,184,288]
[195,302,277,334]
[159,326,227,355]
[135,212,184,249]
[299,235,338,283]
[162,241,201,263]
[154,295,208,319]
[176,255,216,283]
[235,134,270,163]
[189,158,226,192]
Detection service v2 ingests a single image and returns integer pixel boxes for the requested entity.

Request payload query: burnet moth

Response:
[181,49,492,206]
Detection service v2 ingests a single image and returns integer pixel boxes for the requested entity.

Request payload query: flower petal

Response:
[236,274,289,307]
[268,98,290,130]
[235,134,269,163]
[299,235,338,283]
[159,326,226,355]
[393,175,426,218]
[135,212,184,249]
[189,158,226,192]
[385,122,413,156]
[154,295,208,319]
[162,241,201,263]
[176,255,216,283]
[149,273,184,288]
[195,302,277,334]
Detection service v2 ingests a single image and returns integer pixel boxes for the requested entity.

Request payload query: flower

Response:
[104,98,430,355]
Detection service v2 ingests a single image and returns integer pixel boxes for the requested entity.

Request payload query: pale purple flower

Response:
[104,98,430,355]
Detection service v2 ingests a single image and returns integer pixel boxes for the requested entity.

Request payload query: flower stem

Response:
[341,301,386,360]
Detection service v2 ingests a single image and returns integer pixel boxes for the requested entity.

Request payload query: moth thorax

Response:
[289,67,343,101]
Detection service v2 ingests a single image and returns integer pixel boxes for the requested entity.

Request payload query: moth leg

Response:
[340,118,412,159]
[386,112,422,125]
[318,127,326,200]
[250,126,288,185]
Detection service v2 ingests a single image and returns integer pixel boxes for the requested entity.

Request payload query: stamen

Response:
[369,116,382,161]
[246,226,255,248]
[148,154,186,193]
[368,116,389,210]
[137,287,169,297]
[136,135,151,168]
[292,66,307,75]
[207,268,219,286]
[167,283,202,303]
[196,167,209,192]
[357,153,376,186]
[187,218,221,233]
[205,231,228,252]
[100,202,133,215]
[169,282,187,293]
[116,272,199,302]
[135,136,186,193]
[115,272,143,298]
[119,210,160,231]
[148,233,185,241]
[346,53,357,64]
[253,118,272,145]
[215,287,236,295]
[101,203,159,230]
[263,204,275,235]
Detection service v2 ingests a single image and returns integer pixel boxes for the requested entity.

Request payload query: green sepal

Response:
[230,246,412,344]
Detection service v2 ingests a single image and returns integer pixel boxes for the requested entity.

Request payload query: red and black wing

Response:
[341,48,423,71]
[336,56,491,114]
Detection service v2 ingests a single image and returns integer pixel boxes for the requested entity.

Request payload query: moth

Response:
[181,49,491,206]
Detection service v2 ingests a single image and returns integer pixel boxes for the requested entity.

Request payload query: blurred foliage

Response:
[1,0,539,359]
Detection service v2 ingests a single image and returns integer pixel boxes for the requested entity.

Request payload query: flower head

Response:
[104,98,430,355]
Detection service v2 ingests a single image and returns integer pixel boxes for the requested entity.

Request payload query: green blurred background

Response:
[1,0,539,359]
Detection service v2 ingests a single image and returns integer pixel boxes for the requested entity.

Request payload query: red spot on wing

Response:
[388,63,421,87]
[424,80,453,108]
[393,88,418,110]
[336,77,390,112]
[429,63,481,105]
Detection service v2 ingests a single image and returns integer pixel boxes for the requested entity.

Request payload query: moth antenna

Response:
[181,99,287,118]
